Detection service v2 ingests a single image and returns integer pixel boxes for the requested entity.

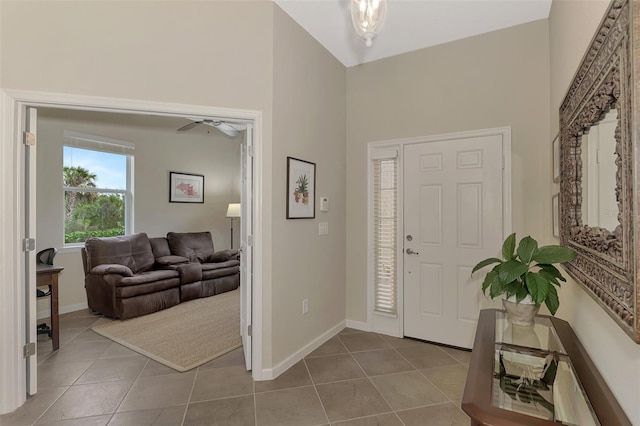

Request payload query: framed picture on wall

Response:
[552,192,559,238]
[286,157,315,219]
[169,172,204,203]
[552,134,560,183]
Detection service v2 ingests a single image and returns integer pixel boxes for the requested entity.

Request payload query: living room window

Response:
[372,149,398,316]
[63,131,134,245]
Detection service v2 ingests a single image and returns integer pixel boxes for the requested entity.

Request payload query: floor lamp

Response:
[226,203,241,249]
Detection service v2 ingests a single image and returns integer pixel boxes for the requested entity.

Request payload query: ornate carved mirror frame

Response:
[560,0,640,342]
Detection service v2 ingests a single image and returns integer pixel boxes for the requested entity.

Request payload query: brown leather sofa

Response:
[151,232,240,302]
[82,231,239,319]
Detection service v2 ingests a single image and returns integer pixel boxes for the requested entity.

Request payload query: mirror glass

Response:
[580,109,619,232]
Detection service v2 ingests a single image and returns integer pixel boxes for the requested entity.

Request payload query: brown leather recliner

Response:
[83,233,185,319]
[165,231,240,302]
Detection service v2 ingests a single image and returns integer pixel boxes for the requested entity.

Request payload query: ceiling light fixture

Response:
[351,0,387,48]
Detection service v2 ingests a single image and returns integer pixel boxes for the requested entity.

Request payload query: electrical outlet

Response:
[319,222,329,235]
[302,298,309,314]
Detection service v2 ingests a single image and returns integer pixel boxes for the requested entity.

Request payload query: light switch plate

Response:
[319,222,329,235]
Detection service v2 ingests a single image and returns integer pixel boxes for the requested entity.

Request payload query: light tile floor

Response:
[1,309,471,426]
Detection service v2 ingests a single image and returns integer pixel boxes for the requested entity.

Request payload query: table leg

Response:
[51,274,59,350]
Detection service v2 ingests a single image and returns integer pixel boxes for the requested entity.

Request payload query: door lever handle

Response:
[406,248,419,255]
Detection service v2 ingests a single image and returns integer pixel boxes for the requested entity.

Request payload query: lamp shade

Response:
[226,203,241,218]
[351,0,387,47]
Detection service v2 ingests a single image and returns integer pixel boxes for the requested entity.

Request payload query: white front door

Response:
[240,124,253,370]
[403,134,504,348]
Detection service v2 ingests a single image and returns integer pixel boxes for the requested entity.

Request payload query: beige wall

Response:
[549,1,640,422]
[0,0,278,367]
[1,0,349,377]
[346,20,551,322]
[271,6,347,365]
[36,108,241,314]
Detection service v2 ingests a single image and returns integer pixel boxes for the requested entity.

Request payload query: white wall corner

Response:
[261,320,346,381]
[346,319,371,332]
[37,302,89,320]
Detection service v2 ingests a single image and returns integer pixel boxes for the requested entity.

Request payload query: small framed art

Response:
[286,157,316,219]
[169,172,204,203]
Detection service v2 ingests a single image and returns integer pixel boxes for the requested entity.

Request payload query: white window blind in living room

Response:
[372,149,398,316]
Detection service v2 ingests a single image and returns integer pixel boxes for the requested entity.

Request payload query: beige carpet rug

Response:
[91,289,242,372]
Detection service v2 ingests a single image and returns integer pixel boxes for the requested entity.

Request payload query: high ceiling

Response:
[274,0,552,67]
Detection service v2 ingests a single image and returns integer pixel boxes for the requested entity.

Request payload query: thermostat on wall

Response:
[320,197,329,212]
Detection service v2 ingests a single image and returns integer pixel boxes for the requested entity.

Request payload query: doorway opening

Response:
[0,90,263,413]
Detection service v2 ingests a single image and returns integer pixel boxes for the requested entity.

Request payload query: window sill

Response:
[58,245,83,254]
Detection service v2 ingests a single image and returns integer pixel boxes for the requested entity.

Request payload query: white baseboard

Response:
[346,319,370,332]
[37,302,89,320]
[259,319,346,381]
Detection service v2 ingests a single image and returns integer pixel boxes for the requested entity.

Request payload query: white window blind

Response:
[373,152,398,316]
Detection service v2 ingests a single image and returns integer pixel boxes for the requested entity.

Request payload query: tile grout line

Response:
[348,345,408,426]
[181,365,200,426]
[109,357,151,419]
[252,372,257,426]
[30,322,101,426]
[303,357,331,425]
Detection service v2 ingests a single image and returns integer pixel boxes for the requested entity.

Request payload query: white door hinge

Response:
[247,145,254,157]
[23,342,36,358]
[23,131,36,146]
[22,238,35,252]
[248,324,252,336]
[247,235,254,246]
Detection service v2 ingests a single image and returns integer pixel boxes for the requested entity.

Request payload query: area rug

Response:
[91,289,242,372]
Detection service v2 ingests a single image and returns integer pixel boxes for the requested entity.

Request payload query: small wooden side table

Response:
[462,309,630,425]
[36,264,64,350]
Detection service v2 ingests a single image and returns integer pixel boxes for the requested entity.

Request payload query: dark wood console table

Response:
[462,309,630,425]
[36,264,64,350]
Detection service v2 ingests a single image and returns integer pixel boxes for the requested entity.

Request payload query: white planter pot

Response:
[502,294,540,326]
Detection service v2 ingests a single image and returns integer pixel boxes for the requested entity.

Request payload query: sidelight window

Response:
[372,150,398,315]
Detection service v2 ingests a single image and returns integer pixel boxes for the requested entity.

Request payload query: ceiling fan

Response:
[177,119,243,137]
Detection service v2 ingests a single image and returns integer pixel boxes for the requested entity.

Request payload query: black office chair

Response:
[36,248,57,338]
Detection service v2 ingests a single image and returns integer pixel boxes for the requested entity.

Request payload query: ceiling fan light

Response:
[351,0,386,47]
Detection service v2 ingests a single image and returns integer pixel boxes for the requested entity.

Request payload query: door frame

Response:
[0,89,264,414]
[366,127,512,338]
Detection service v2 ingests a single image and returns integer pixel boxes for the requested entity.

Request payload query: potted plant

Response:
[471,233,576,325]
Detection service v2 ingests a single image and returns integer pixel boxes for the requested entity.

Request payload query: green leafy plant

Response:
[471,233,577,315]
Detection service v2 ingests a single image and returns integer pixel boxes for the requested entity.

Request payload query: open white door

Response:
[240,123,253,370]
[23,106,38,394]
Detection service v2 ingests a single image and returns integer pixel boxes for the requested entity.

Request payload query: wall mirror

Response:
[559,0,640,342]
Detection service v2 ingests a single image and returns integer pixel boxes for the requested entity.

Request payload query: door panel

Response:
[403,135,503,348]
[24,106,38,394]
[240,124,253,370]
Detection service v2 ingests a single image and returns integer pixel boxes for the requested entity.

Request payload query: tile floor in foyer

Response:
[1,309,471,426]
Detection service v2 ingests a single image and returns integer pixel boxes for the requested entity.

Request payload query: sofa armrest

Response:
[90,264,134,277]
[176,262,202,284]
[206,249,239,263]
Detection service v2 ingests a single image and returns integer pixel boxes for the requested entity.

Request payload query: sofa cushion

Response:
[167,231,215,263]
[85,233,155,273]
[149,237,172,258]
